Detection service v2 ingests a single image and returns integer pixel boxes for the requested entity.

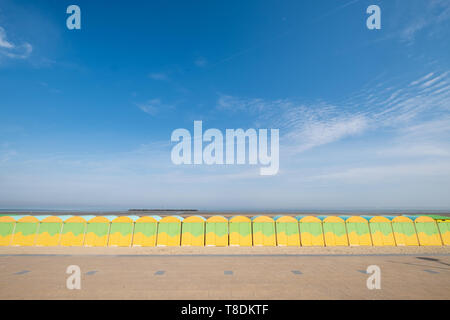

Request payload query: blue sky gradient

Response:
[0,0,449,210]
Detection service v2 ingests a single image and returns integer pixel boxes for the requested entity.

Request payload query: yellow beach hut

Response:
[298,216,325,246]
[181,216,206,246]
[229,216,252,246]
[436,217,450,245]
[413,216,443,246]
[345,216,372,246]
[108,216,138,247]
[0,216,18,246]
[84,216,114,247]
[205,216,228,247]
[367,216,396,246]
[274,216,300,246]
[157,216,183,246]
[132,216,160,247]
[391,216,419,246]
[35,216,66,246]
[252,216,276,246]
[321,216,349,246]
[11,216,40,246]
[60,216,91,246]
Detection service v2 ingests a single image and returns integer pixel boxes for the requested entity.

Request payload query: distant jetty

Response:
[128,209,198,212]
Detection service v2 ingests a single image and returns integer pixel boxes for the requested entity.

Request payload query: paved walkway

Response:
[1,252,449,299]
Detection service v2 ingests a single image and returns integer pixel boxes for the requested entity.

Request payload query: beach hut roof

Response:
[297,216,321,223]
[206,215,228,222]
[112,216,135,223]
[414,216,435,223]
[17,216,39,222]
[274,215,297,223]
[135,216,160,223]
[88,216,111,223]
[65,216,88,223]
[0,216,15,222]
[346,216,368,223]
[229,215,251,222]
[369,216,391,223]
[160,216,183,223]
[323,216,345,223]
[392,216,413,223]
[251,215,274,222]
[4,215,27,221]
[41,216,63,223]
[183,215,206,223]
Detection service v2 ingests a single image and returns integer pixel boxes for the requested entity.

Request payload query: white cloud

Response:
[0,26,32,60]
[194,57,207,67]
[216,94,295,121]
[216,94,370,153]
[400,117,450,139]
[409,73,434,86]
[284,113,368,152]
[400,18,427,42]
[136,98,174,116]
[0,27,14,49]
[137,100,159,116]
[215,69,450,157]
[381,0,450,44]
[148,72,169,81]
[420,72,449,88]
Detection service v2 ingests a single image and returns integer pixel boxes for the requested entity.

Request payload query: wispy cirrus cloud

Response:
[148,72,170,81]
[136,98,174,117]
[409,73,434,86]
[216,94,369,152]
[394,0,450,44]
[0,26,32,60]
[0,27,14,49]
[136,99,160,116]
[215,70,450,155]
[420,71,448,88]
[282,112,368,153]
[194,56,207,67]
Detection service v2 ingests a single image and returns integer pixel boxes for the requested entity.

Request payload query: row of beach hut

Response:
[0,215,448,247]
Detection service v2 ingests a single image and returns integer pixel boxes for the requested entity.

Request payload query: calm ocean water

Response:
[1,208,449,216]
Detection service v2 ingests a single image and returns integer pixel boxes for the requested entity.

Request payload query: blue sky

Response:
[0,0,449,210]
